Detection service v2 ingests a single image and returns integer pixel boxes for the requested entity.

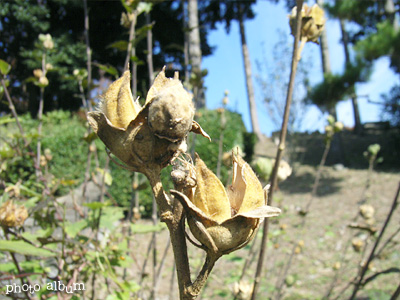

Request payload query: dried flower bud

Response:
[333,262,341,270]
[173,153,280,256]
[87,67,209,173]
[0,201,28,227]
[289,4,326,44]
[233,281,253,300]
[4,183,21,198]
[44,148,53,161]
[33,69,43,78]
[39,33,54,50]
[40,155,47,166]
[359,204,375,220]
[352,237,364,252]
[252,157,292,182]
[121,12,136,28]
[39,76,49,87]
[334,121,344,132]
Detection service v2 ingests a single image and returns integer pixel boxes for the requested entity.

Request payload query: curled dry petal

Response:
[173,154,281,255]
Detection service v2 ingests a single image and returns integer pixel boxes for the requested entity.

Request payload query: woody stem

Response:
[146,168,192,300]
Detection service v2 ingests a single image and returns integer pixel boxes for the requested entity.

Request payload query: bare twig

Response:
[124,11,137,72]
[154,237,171,293]
[375,226,400,258]
[363,267,400,286]
[35,53,46,179]
[391,282,400,300]
[250,1,304,299]
[1,78,27,146]
[83,0,92,111]
[349,182,400,300]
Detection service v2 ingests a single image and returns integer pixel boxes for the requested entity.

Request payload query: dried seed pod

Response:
[352,237,364,252]
[173,153,281,256]
[289,3,326,44]
[359,204,375,220]
[87,67,210,172]
[0,200,28,227]
[148,83,194,142]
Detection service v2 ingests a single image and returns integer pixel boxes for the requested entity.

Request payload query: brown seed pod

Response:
[88,67,210,173]
[173,153,281,256]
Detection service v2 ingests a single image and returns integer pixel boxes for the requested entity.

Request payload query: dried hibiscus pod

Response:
[289,3,326,44]
[173,153,281,256]
[0,200,28,228]
[87,67,209,172]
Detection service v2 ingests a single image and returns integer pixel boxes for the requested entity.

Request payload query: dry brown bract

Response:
[0,200,28,228]
[173,154,281,257]
[87,67,209,172]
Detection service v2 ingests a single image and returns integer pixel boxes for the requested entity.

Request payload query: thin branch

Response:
[124,12,137,72]
[375,226,400,258]
[391,282,400,300]
[1,78,27,146]
[154,237,171,293]
[250,1,304,299]
[363,267,400,286]
[349,182,400,300]
[83,0,92,111]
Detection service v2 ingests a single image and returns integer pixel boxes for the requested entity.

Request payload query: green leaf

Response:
[100,207,124,229]
[21,227,54,243]
[65,219,89,238]
[106,292,130,300]
[0,260,43,273]
[94,63,118,77]
[82,132,98,144]
[0,59,11,75]
[0,240,56,257]
[0,115,15,125]
[96,167,113,186]
[107,40,128,51]
[83,202,110,210]
[137,2,152,14]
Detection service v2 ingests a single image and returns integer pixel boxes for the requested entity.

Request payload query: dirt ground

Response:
[126,165,400,300]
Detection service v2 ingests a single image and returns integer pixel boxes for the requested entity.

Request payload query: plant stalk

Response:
[250,1,304,298]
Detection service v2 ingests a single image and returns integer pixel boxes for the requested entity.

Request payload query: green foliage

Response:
[0,240,56,257]
[307,61,370,110]
[381,85,400,126]
[0,59,11,76]
[355,21,399,63]
[194,108,246,183]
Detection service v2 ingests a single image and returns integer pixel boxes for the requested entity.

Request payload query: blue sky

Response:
[202,1,400,136]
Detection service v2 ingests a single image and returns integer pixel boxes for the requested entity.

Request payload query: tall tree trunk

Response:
[385,0,399,31]
[317,0,337,119]
[188,0,204,108]
[339,18,362,134]
[238,11,262,140]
